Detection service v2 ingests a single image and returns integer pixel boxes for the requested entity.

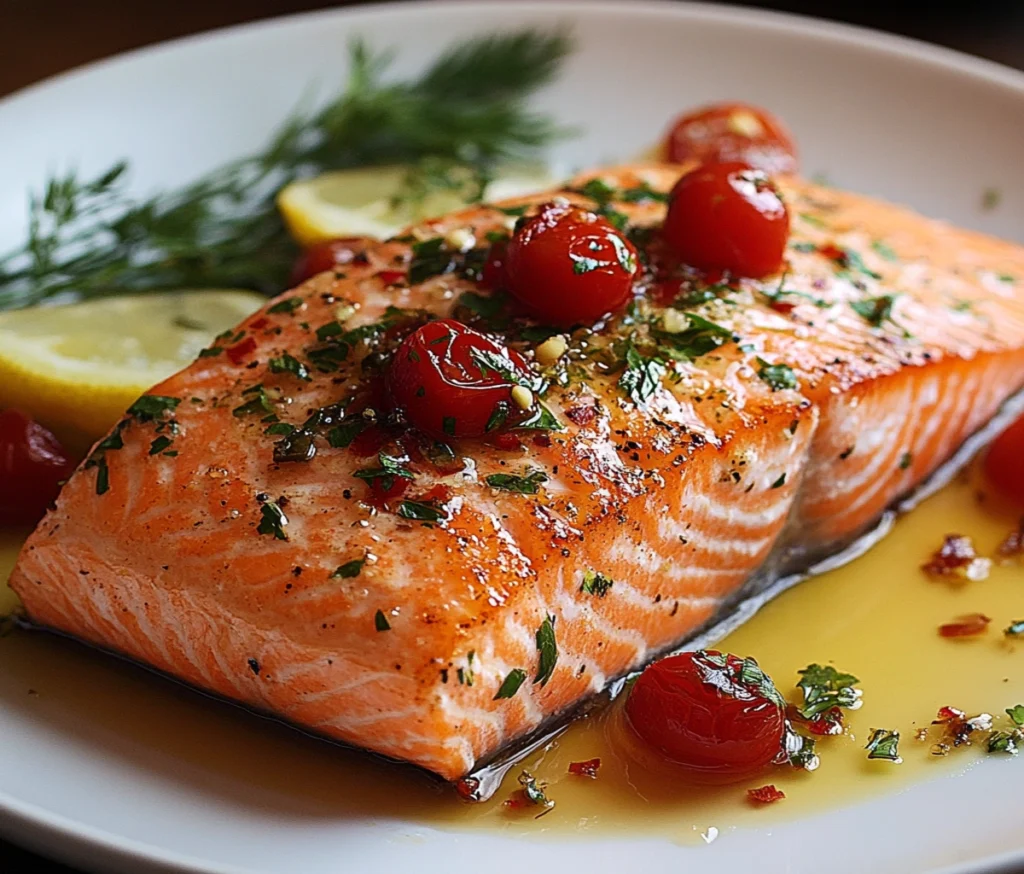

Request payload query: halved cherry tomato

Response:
[984,413,1024,506]
[0,409,77,528]
[623,650,787,784]
[505,202,639,326]
[386,320,532,439]
[665,102,798,175]
[290,237,368,285]
[663,162,789,278]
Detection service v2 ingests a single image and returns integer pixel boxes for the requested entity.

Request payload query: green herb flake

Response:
[987,730,1022,755]
[756,357,798,391]
[1007,705,1024,726]
[256,500,288,540]
[232,386,274,418]
[148,435,174,456]
[494,668,528,700]
[620,181,669,204]
[374,609,391,632]
[409,237,456,284]
[269,353,311,382]
[871,240,899,262]
[353,453,416,490]
[1004,620,1024,637]
[796,663,862,719]
[580,570,613,597]
[533,614,558,687]
[851,294,898,327]
[268,298,303,315]
[397,500,445,523]
[198,347,223,358]
[485,469,548,495]
[791,241,817,253]
[799,212,826,229]
[517,771,555,815]
[899,451,913,470]
[327,418,367,449]
[771,473,787,489]
[865,728,902,762]
[128,395,181,422]
[332,559,365,579]
[619,342,666,407]
[94,457,111,495]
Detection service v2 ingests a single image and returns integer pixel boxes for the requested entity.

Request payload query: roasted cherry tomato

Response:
[665,102,798,175]
[290,237,368,285]
[505,202,639,326]
[663,162,789,278]
[984,413,1024,505]
[623,650,787,784]
[0,409,77,528]
[386,319,532,439]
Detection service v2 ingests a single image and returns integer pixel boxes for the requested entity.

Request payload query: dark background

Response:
[1,1,1023,871]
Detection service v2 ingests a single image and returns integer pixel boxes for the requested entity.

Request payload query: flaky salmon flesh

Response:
[11,164,1024,781]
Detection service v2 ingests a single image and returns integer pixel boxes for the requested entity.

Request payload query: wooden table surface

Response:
[1,1,1023,871]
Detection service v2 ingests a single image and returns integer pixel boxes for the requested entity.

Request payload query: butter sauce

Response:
[0,467,1021,841]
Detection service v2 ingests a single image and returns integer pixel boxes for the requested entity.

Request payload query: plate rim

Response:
[3,2,1024,872]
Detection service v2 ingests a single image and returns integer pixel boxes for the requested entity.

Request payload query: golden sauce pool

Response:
[0,468,1022,841]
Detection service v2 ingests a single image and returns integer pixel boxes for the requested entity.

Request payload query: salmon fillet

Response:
[11,164,1024,781]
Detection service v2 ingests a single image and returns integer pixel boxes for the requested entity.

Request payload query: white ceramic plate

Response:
[2,3,1024,873]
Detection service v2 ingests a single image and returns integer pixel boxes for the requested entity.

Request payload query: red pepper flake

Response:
[532,433,552,448]
[568,758,601,778]
[921,534,991,581]
[747,785,785,805]
[226,336,257,365]
[503,790,531,810]
[367,475,410,506]
[454,776,480,801]
[997,519,1024,560]
[565,404,597,426]
[377,270,406,286]
[938,612,991,638]
[419,484,452,504]
[350,424,389,458]
[249,317,269,330]
[818,242,847,265]
[490,431,523,451]
[769,299,797,315]
[931,706,992,750]
[805,707,845,736]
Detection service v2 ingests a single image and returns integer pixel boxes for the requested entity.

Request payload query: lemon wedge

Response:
[0,290,265,450]
[278,164,559,247]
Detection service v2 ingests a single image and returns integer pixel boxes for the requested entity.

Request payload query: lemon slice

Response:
[278,164,559,247]
[0,290,265,450]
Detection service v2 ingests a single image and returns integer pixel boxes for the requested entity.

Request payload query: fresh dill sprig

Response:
[0,29,572,311]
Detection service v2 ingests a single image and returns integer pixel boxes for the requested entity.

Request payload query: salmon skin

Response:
[11,164,1024,783]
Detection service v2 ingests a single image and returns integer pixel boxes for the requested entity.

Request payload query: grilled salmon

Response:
[10,164,1024,782]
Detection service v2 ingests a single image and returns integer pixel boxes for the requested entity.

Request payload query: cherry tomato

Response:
[623,650,787,784]
[663,162,789,278]
[290,237,368,285]
[386,320,532,439]
[984,413,1024,505]
[665,102,798,175]
[505,202,639,327]
[480,239,508,290]
[0,409,77,528]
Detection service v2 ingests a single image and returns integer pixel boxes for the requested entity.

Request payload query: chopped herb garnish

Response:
[796,663,862,719]
[497,204,529,217]
[620,181,669,204]
[516,771,555,816]
[128,395,181,422]
[771,473,787,489]
[327,417,367,448]
[573,177,616,205]
[865,728,902,762]
[442,416,456,436]
[397,500,445,523]
[871,240,899,262]
[233,385,274,418]
[198,347,222,358]
[619,342,666,407]
[1007,705,1024,726]
[486,401,510,432]
[94,457,111,495]
[256,500,288,540]
[485,469,548,494]
[655,311,735,359]
[533,614,558,687]
[353,453,415,490]
[374,609,391,631]
[512,399,563,432]
[456,290,507,327]
[332,559,365,579]
[784,727,820,771]
[798,212,826,229]
[409,237,457,284]
[987,730,1022,754]
[269,353,311,381]
[264,422,296,436]
[1004,620,1024,637]
[899,451,913,470]
[851,294,898,327]
[580,569,613,597]
[756,357,798,391]
[494,668,528,700]
[791,241,817,253]
[268,297,303,315]
[148,435,174,456]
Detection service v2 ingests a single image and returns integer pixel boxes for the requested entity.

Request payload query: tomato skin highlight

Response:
[665,102,798,175]
[623,650,787,784]
[505,202,639,327]
[984,413,1024,506]
[386,320,531,440]
[663,162,789,279]
[290,237,368,285]
[0,409,77,528]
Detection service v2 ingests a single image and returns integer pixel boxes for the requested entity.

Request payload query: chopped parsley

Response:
[494,668,528,700]
[871,240,899,262]
[128,395,181,422]
[256,500,288,540]
[374,609,391,632]
[148,435,174,456]
[233,385,274,418]
[654,312,735,359]
[798,212,826,229]
[409,237,457,284]
[327,416,368,449]
[796,664,862,719]
[457,651,475,686]
[1004,620,1024,637]
[580,569,613,597]
[84,425,126,496]
[533,615,558,687]
[267,297,303,315]
[353,454,415,490]
[397,499,445,523]
[486,401,510,432]
[512,400,563,432]
[899,451,913,470]
[784,729,820,771]
[619,342,666,407]
[332,559,364,579]
[517,771,555,815]
[987,730,1021,754]
[756,358,798,391]
[851,294,898,327]
[620,181,669,204]
[198,347,222,358]
[1007,705,1024,726]
[269,353,311,382]
[771,473,787,489]
[485,469,548,494]
[865,728,902,762]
